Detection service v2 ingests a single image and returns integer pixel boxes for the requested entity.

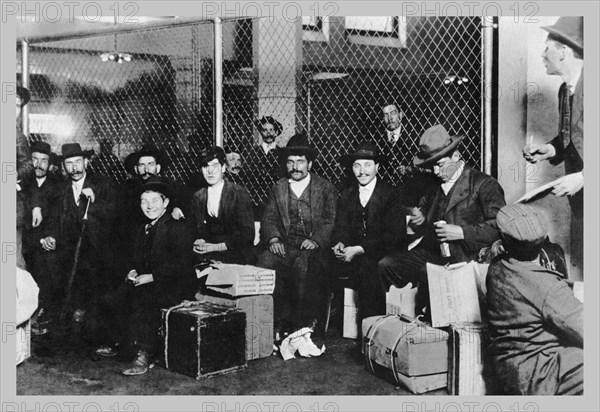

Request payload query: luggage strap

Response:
[163,300,206,370]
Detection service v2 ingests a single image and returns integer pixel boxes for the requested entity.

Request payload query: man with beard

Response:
[257,133,338,337]
[21,141,64,334]
[43,143,118,341]
[378,125,505,317]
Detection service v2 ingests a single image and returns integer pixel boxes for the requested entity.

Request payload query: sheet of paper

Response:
[516,177,563,203]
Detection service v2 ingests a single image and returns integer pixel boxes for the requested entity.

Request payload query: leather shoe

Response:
[122,350,151,376]
[95,345,119,358]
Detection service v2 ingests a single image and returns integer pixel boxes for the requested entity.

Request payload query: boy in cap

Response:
[486,204,583,395]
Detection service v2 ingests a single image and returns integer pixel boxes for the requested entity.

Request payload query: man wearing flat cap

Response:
[486,204,583,395]
[522,17,584,276]
[378,125,506,316]
[43,143,118,335]
[257,133,338,336]
[20,141,65,333]
[330,141,406,321]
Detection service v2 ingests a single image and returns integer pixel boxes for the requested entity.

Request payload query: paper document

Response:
[516,177,563,203]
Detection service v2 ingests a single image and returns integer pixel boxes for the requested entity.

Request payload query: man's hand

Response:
[434,221,464,242]
[40,236,56,251]
[522,143,556,164]
[81,188,96,203]
[126,269,138,283]
[32,207,42,227]
[193,239,207,254]
[332,242,345,259]
[268,238,286,257]
[171,207,185,220]
[300,239,318,250]
[552,172,584,197]
[408,207,425,227]
[134,274,154,286]
[340,245,364,263]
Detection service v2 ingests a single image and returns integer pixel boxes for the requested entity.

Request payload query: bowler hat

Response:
[254,116,283,136]
[279,132,318,161]
[30,141,53,157]
[542,17,583,56]
[124,144,169,175]
[413,125,463,167]
[60,143,94,160]
[17,86,30,107]
[139,175,172,199]
[339,141,387,167]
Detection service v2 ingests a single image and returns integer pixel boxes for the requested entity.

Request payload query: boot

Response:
[122,349,151,376]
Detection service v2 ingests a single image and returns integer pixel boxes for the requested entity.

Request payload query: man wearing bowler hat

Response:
[522,17,584,277]
[43,143,118,337]
[378,125,505,316]
[486,204,583,395]
[330,141,406,321]
[257,133,338,337]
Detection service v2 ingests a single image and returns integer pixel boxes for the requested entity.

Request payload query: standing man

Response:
[257,133,338,336]
[42,143,118,332]
[522,17,584,276]
[189,146,255,264]
[378,125,506,315]
[331,141,406,320]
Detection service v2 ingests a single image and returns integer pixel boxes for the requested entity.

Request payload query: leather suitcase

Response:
[161,302,247,380]
[362,315,449,394]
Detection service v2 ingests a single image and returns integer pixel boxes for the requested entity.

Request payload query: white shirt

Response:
[568,67,582,95]
[441,161,464,195]
[207,180,225,218]
[289,173,311,198]
[387,126,402,144]
[36,176,47,188]
[72,176,86,205]
[359,177,377,207]
[261,142,277,154]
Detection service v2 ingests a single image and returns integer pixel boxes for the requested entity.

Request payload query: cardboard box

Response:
[448,323,491,395]
[200,263,276,297]
[343,288,359,339]
[386,283,417,318]
[198,294,274,360]
[161,302,247,380]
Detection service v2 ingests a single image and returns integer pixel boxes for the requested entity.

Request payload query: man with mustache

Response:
[21,141,64,335]
[330,141,406,322]
[257,133,338,338]
[43,143,118,339]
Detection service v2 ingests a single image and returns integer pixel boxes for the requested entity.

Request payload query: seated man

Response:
[378,125,506,315]
[257,133,338,336]
[188,146,255,264]
[486,204,583,395]
[331,141,405,320]
[94,176,196,376]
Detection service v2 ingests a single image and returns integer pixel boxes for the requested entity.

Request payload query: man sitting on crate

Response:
[93,176,196,376]
[257,133,338,339]
[486,204,583,395]
[330,141,406,321]
[378,125,506,320]
[189,146,255,264]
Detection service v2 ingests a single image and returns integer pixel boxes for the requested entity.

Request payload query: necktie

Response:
[73,184,81,206]
[145,223,152,235]
[561,84,572,147]
[359,187,370,207]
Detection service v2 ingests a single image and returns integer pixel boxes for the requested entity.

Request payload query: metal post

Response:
[21,39,29,137]
[481,17,495,175]
[214,17,224,147]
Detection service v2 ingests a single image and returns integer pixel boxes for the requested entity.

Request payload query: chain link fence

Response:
[19,16,483,207]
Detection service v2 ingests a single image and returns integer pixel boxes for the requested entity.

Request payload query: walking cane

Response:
[59,195,91,325]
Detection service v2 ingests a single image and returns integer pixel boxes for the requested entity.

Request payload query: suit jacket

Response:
[419,166,506,262]
[332,179,405,260]
[188,180,255,251]
[261,173,338,249]
[129,213,196,298]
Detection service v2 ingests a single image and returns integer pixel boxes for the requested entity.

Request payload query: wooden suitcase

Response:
[161,302,247,380]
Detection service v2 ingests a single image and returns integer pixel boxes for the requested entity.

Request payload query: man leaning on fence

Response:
[257,133,338,338]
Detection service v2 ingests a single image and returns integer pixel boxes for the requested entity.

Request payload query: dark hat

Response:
[542,17,583,56]
[17,86,30,107]
[254,116,283,136]
[124,144,169,175]
[497,204,548,261]
[60,143,94,160]
[198,145,226,166]
[139,175,172,199]
[339,141,387,167]
[279,132,318,161]
[30,141,53,157]
[413,125,463,167]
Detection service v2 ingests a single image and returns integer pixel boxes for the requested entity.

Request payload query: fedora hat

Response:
[139,175,172,199]
[17,86,30,107]
[60,143,94,160]
[280,132,318,161]
[413,125,463,167]
[30,141,53,157]
[542,17,583,56]
[339,141,387,167]
[254,116,283,136]
[124,144,169,175]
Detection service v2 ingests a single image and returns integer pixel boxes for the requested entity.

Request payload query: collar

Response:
[207,179,225,194]
[567,66,582,93]
[72,175,86,189]
[36,176,47,187]
[149,209,168,227]
[387,126,401,143]
[261,141,277,154]
[441,161,464,195]
[289,173,311,197]
[359,176,377,193]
